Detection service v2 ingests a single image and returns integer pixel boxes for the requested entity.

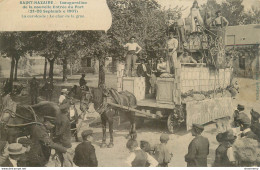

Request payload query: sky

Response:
[157,0,260,18]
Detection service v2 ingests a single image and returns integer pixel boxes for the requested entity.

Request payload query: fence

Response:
[179,64,232,93]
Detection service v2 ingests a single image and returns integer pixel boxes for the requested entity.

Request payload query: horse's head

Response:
[80,89,93,112]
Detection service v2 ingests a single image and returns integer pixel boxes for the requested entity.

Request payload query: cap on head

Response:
[192,123,204,133]
[216,132,224,143]
[81,130,93,139]
[216,10,221,15]
[222,130,237,142]
[18,138,32,146]
[130,36,136,40]
[237,104,245,111]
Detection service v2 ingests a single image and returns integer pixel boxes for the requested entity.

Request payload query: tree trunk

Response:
[62,57,68,82]
[98,57,105,87]
[49,59,55,81]
[43,58,48,80]
[9,56,15,92]
[14,58,19,81]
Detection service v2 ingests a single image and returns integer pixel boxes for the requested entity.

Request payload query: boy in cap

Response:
[126,139,158,167]
[213,130,237,167]
[73,130,98,167]
[233,104,249,128]
[1,143,26,167]
[153,134,172,167]
[185,124,209,167]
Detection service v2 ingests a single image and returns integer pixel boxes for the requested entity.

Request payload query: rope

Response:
[7,122,43,127]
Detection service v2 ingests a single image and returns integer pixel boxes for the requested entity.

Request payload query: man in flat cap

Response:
[185,124,209,167]
[73,130,98,167]
[213,130,237,167]
[27,120,67,167]
[233,104,249,128]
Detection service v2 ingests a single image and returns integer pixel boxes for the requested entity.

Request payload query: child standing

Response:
[126,139,158,167]
[153,134,172,167]
[73,130,98,167]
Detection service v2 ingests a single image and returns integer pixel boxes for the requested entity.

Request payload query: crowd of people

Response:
[0,98,260,167]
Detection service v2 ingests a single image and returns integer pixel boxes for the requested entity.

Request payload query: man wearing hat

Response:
[56,94,72,166]
[137,57,151,94]
[30,77,39,105]
[213,130,237,167]
[79,74,87,88]
[73,130,98,167]
[59,89,69,105]
[185,124,209,167]
[233,104,249,128]
[42,78,54,101]
[27,120,67,167]
[1,143,26,167]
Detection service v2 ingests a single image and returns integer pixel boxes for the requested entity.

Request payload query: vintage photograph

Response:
[0,0,260,167]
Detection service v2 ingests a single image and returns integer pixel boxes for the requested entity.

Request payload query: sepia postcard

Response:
[0,0,260,168]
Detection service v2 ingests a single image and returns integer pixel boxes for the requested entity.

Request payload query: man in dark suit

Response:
[30,77,39,105]
[27,120,67,167]
[1,143,26,167]
[137,58,151,94]
[185,124,209,167]
[73,130,98,167]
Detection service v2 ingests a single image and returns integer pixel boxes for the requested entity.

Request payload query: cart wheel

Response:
[167,114,181,134]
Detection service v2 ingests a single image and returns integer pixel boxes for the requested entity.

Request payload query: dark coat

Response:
[73,141,98,167]
[185,135,209,167]
[137,64,151,78]
[30,80,39,95]
[55,113,72,148]
[42,82,53,92]
[27,124,67,167]
[79,77,86,87]
[213,144,233,167]
[1,158,13,167]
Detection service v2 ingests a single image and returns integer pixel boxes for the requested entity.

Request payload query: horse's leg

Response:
[129,112,137,140]
[101,114,107,148]
[107,111,114,148]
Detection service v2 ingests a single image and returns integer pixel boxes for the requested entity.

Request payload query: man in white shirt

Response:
[59,89,68,105]
[123,36,142,77]
[167,32,179,74]
[157,57,168,76]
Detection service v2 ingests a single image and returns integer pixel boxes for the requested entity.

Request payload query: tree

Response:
[0,32,28,91]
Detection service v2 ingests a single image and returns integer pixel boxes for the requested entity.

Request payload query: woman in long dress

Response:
[189,0,203,33]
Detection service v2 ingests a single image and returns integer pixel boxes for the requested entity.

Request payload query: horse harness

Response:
[0,105,42,128]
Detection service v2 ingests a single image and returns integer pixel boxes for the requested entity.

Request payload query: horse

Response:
[80,86,137,148]
[0,100,62,143]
